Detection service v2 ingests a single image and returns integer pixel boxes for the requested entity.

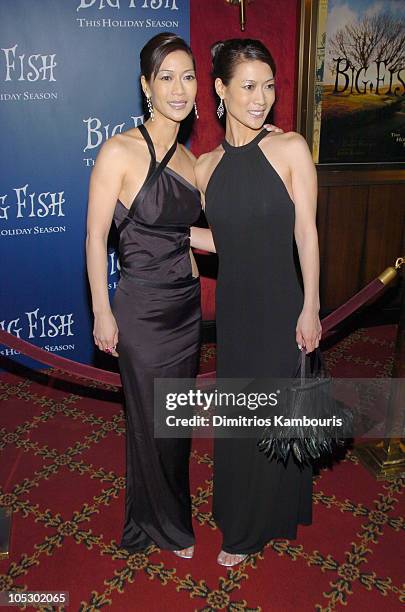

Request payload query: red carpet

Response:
[0,325,404,611]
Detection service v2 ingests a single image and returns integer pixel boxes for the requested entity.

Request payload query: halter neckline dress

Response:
[112,123,202,552]
[205,128,313,554]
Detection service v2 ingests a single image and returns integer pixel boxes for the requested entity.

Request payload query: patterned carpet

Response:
[0,325,404,611]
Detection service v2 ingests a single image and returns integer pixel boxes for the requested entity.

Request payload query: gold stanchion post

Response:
[226,0,252,31]
[355,263,405,479]
[0,506,12,560]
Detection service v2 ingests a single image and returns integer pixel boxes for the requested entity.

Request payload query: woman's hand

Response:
[93,312,119,357]
[296,308,322,353]
[263,124,283,133]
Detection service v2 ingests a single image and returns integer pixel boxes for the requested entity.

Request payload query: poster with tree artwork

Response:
[316,0,404,164]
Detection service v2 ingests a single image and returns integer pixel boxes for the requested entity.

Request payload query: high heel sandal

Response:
[173,545,194,559]
[217,550,248,567]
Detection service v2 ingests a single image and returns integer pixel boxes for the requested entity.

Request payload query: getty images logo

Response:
[1,44,56,82]
[77,0,179,10]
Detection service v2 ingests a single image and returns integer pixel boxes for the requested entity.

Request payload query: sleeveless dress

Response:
[205,129,313,554]
[112,124,202,552]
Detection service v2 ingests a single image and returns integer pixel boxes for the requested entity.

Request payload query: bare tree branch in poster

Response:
[373,14,405,73]
[328,12,405,86]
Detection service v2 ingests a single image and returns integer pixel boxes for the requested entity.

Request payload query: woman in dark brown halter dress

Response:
[86,34,201,559]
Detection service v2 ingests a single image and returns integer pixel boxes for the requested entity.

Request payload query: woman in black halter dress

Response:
[193,39,322,566]
[86,34,201,557]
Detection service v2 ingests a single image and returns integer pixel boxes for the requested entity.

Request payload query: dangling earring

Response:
[146,95,155,121]
[217,98,224,119]
[194,101,199,120]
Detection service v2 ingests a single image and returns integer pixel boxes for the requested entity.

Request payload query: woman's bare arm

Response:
[86,139,124,354]
[190,226,216,252]
[289,134,322,352]
[190,152,220,254]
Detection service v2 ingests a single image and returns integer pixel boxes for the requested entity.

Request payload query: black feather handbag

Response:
[257,349,354,465]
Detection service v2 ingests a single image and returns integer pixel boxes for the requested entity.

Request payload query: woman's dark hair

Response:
[140,33,195,81]
[211,39,276,85]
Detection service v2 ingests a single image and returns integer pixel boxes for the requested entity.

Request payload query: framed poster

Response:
[297,0,405,166]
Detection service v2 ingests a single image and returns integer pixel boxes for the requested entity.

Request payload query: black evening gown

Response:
[112,124,201,552]
[205,129,313,555]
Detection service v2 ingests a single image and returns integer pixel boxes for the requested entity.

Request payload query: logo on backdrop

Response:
[0,44,58,102]
[77,1,179,11]
[76,0,180,28]
[0,184,68,237]
[82,115,144,166]
[0,308,75,356]
[0,0,190,368]
[108,250,121,290]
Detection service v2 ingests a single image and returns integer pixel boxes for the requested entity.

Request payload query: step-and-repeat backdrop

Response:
[0,0,190,368]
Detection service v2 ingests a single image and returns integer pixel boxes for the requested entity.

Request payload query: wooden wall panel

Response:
[316,170,405,313]
[363,185,405,284]
[319,185,369,311]
[316,185,330,307]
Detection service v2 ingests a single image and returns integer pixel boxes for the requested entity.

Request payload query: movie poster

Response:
[316,0,404,164]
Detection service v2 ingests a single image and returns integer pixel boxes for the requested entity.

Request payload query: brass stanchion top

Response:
[395,257,404,270]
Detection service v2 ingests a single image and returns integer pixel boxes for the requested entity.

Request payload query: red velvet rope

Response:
[0,329,123,386]
[0,276,389,386]
[0,330,215,386]
[321,277,386,339]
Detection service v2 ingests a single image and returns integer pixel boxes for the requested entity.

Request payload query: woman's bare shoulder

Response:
[92,129,146,183]
[195,146,224,192]
[261,130,309,154]
[113,127,146,153]
[95,128,134,156]
[195,146,223,174]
